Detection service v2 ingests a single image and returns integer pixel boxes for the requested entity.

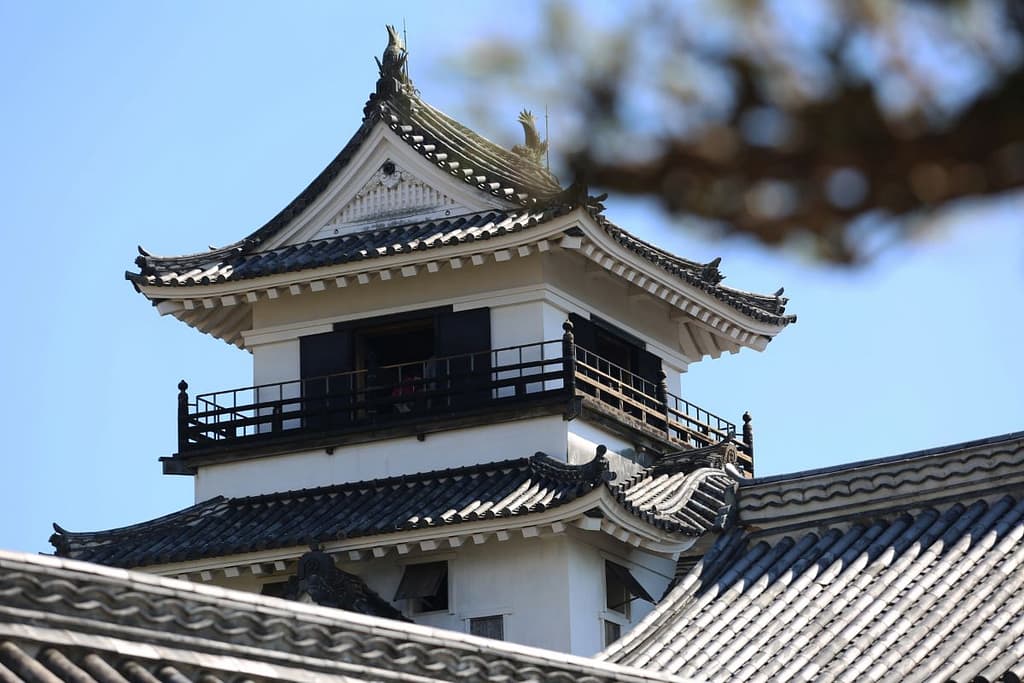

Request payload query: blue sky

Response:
[1,2,1021,555]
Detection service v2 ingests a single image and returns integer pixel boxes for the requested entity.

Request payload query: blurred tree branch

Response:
[454,0,1024,262]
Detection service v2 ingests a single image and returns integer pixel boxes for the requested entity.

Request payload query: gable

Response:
[262,123,515,250]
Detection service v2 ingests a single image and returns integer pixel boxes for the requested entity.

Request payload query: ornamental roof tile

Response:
[50,454,735,569]
[0,551,683,683]
[601,431,1024,682]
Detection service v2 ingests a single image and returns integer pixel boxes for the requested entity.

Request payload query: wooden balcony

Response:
[173,327,753,473]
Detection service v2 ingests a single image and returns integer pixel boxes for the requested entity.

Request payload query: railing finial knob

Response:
[178,379,189,394]
[562,319,574,338]
[742,411,754,449]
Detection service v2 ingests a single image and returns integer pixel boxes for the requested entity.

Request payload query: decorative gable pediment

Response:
[311,159,470,240]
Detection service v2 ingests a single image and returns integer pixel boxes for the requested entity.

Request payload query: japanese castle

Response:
[12,28,1021,682]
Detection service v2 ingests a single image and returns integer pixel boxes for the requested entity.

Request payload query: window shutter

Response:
[300,330,353,428]
[435,308,491,409]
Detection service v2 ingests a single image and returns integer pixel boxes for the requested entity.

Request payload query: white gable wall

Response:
[261,123,513,251]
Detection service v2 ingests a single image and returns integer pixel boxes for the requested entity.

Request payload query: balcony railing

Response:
[176,326,751,470]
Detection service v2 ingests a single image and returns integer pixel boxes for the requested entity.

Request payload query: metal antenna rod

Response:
[403,18,409,79]
[544,104,550,171]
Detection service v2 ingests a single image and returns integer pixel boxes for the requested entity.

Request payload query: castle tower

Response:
[51,28,793,656]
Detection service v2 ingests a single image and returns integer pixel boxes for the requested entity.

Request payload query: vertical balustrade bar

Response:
[655,370,670,436]
[562,320,576,394]
[177,380,189,452]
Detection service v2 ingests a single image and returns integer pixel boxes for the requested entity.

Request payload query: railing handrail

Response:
[194,338,564,405]
[179,336,744,469]
[574,346,735,434]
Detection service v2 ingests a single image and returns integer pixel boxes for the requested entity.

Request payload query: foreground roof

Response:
[51,454,736,569]
[0,550,685,683]
[602,431,1024,682]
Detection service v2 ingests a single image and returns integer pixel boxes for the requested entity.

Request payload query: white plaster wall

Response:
[197,531,672,656]
[252,339,300,385]
[565,532,675,656]
[194,415,569,501]
[346,534,639,656]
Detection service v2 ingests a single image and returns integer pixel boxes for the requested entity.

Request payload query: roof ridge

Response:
[745,430,1024,487]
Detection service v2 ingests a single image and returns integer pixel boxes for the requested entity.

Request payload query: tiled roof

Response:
[600,220,794,325]
[0,551,682,683]
[602,432,1024,682]
[131,208,567,286]
[126,48,794,331]
[51,454,735,569]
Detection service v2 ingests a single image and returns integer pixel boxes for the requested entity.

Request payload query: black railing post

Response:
[177,380,189,452]
[742,411,754,457]
[562,320,576,394]
[655,370,670,434]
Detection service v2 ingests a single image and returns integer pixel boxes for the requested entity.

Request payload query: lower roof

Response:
[51,453,736,569]
[602,431,1024,682]
[0,550,684,683]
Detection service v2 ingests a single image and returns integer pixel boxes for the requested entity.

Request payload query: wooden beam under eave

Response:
[155,300,184,316]
[678,323,703,362]
[691,325,721,359]
[206,306,249,346]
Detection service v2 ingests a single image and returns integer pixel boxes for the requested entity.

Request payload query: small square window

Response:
[469,615,505,640]
[260,581,288,598]
[604,619,622,646]
[394,561,448,613]
[605,560,654,618]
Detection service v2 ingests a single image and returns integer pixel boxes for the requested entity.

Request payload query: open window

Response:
[570,313,664,424]
[298,307,491,425]
[394,561,449,613]
[605,560,654,619]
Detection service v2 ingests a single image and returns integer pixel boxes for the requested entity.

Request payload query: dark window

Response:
[394,561,449,613]
[605,560,654,617]
[260,581,290,598]
[469,615,505,640]
[604,619,622,646]
[298,307,492,424]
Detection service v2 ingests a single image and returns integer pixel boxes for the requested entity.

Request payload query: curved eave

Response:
[129,210,587,348]
[567,212,793,352]
[82,489,703,580]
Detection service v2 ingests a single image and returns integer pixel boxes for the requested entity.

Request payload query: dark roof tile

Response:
[52,455,735,569]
